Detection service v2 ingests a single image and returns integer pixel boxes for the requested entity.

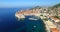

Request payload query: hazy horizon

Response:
[0,0,60,7]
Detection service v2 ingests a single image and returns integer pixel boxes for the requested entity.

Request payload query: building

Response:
[49,16,60,32]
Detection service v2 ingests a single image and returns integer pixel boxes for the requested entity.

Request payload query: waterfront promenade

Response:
[40,16,50,32]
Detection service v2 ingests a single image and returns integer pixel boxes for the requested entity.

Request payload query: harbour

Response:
[0,8,46,32]
[0,0,60,32]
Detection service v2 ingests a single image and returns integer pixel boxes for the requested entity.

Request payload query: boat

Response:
[29,18,38,20]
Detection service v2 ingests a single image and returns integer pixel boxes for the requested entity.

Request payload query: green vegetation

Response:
[49,3,60,16]
[52,3,60,8]
[43,18,48,21]
[40,15,43,16]
[53,4,60,16]
[49,3,60,10]
[30,6,42,10]
[54,16,60,19]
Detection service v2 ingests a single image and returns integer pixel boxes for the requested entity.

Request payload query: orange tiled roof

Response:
[17,10,40,15]
[51,28,59,32]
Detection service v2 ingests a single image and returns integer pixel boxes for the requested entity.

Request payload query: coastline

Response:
[15,6,59,32]
[39,15,59,32]
[39,16,50,32]
[15,8,49,32]
[15,8,48,32]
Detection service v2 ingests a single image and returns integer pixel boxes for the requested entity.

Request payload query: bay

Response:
[0,7,46,32]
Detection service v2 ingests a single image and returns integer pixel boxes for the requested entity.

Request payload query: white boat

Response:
[29,18,38,20]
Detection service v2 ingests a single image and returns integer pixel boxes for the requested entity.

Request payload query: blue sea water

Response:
[0,7,46,32]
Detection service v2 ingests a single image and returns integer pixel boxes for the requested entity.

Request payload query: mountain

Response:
[52,3,60,9]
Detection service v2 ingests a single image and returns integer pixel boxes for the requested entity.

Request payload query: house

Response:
[50,28,59,32]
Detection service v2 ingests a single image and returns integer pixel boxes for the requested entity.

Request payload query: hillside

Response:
[52,3,60,9]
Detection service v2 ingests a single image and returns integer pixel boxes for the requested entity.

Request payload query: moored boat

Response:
[29,18,38,20]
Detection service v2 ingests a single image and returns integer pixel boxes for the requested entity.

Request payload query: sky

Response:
[0,0,60,7]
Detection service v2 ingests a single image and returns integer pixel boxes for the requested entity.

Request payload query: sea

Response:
[0,7,46,32]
